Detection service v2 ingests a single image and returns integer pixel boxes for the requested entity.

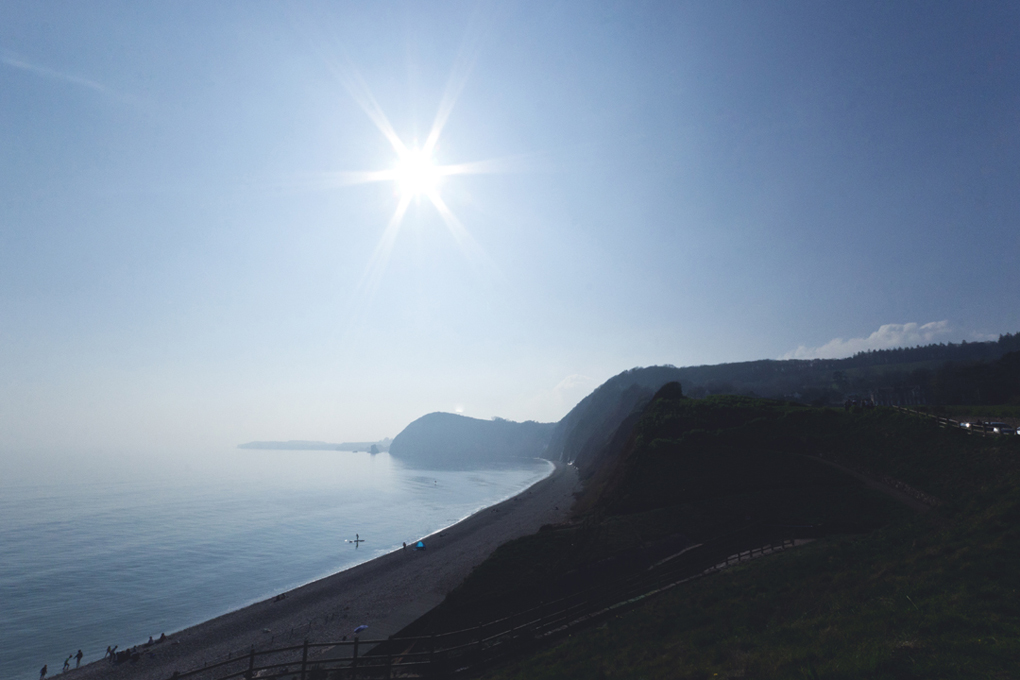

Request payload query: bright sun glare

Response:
[331,51,515,296]
[394,147,441,198]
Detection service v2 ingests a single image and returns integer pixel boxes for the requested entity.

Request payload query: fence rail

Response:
[164,525,807,680]
[155,404,1011,679]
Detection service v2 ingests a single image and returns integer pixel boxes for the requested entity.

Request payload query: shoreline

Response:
[68,460,578,680]
[189,458,559,626]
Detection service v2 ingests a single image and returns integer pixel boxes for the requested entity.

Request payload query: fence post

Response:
[300,639,308,680]
[246,647,255,679]
[384,634,393,680]
[351,636,359,679]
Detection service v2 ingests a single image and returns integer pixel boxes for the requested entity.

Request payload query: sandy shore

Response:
[67,461,577,680]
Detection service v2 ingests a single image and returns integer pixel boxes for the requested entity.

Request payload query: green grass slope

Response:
[397,395,907,640]
[482,505,1020,679]
[476,396,1020,679]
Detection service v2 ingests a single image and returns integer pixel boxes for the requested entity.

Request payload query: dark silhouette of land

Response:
[390,379,1020,678]
[73,342,1020,679]
[674,332,1020,405]
[388,413,555,467]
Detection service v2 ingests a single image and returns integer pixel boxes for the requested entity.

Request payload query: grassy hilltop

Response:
[399,386,1020,679]
[673,334,1020,405]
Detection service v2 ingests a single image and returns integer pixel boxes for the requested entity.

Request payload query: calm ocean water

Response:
[0,448,552,680]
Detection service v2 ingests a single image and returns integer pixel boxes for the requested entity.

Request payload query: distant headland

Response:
[238,438,392,452]
[388,413,555,467]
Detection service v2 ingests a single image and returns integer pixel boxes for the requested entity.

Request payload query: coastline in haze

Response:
[0,447,551,680]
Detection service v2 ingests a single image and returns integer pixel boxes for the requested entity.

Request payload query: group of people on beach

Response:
[40,633,168,677]
[106,633,168,663]
[39,649,82,677]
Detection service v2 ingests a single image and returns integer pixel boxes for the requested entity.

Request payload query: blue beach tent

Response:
[414,541,426,551]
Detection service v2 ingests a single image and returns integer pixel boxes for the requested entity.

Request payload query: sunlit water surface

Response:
[0,448,552,680]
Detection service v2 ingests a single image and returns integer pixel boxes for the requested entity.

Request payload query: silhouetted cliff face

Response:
[389,413,556,467]
[546,365,686,473]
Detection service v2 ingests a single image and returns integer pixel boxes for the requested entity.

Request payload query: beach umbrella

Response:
[353,625,368,635]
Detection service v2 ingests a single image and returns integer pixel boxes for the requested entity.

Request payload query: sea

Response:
[0,447,553,680]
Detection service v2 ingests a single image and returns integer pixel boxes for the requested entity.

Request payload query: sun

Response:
[393,147,441,199]
[328,52,517,294]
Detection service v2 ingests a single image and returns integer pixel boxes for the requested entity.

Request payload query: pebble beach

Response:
[65,462,578,680]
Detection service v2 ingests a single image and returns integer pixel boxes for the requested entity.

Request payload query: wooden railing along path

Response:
[158,405,990,679]
[164,525,807,680]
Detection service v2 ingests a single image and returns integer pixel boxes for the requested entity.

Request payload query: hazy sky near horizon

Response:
[2,1,1018,452]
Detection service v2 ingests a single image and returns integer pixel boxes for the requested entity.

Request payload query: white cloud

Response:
[1,52,133,102]
[553,374,599,396]
[781,321,953,360]
[522,374,599,422]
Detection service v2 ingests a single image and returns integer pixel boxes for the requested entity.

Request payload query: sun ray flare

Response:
[323,169,397,187]
[422,6,493,155]
[438,153,542,177]
[326,55,407,156]
[358,193,412,295]
[428,191,502,284]
[327,19,520,295]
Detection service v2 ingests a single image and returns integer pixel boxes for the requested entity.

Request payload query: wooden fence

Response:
[164,525,807,680]
[157,404,1012,679]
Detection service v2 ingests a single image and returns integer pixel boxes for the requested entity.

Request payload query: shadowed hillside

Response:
[545,365,686,470]
[383,386,908,642]
[472,391,1020,679]
[377,373,1020,679]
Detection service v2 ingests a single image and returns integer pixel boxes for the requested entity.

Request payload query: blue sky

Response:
[1,1,1018,452]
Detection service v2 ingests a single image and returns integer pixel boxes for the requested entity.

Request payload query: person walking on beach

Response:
[63,655,72,672]
[40,664,47,679]
[75,650,83,668]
